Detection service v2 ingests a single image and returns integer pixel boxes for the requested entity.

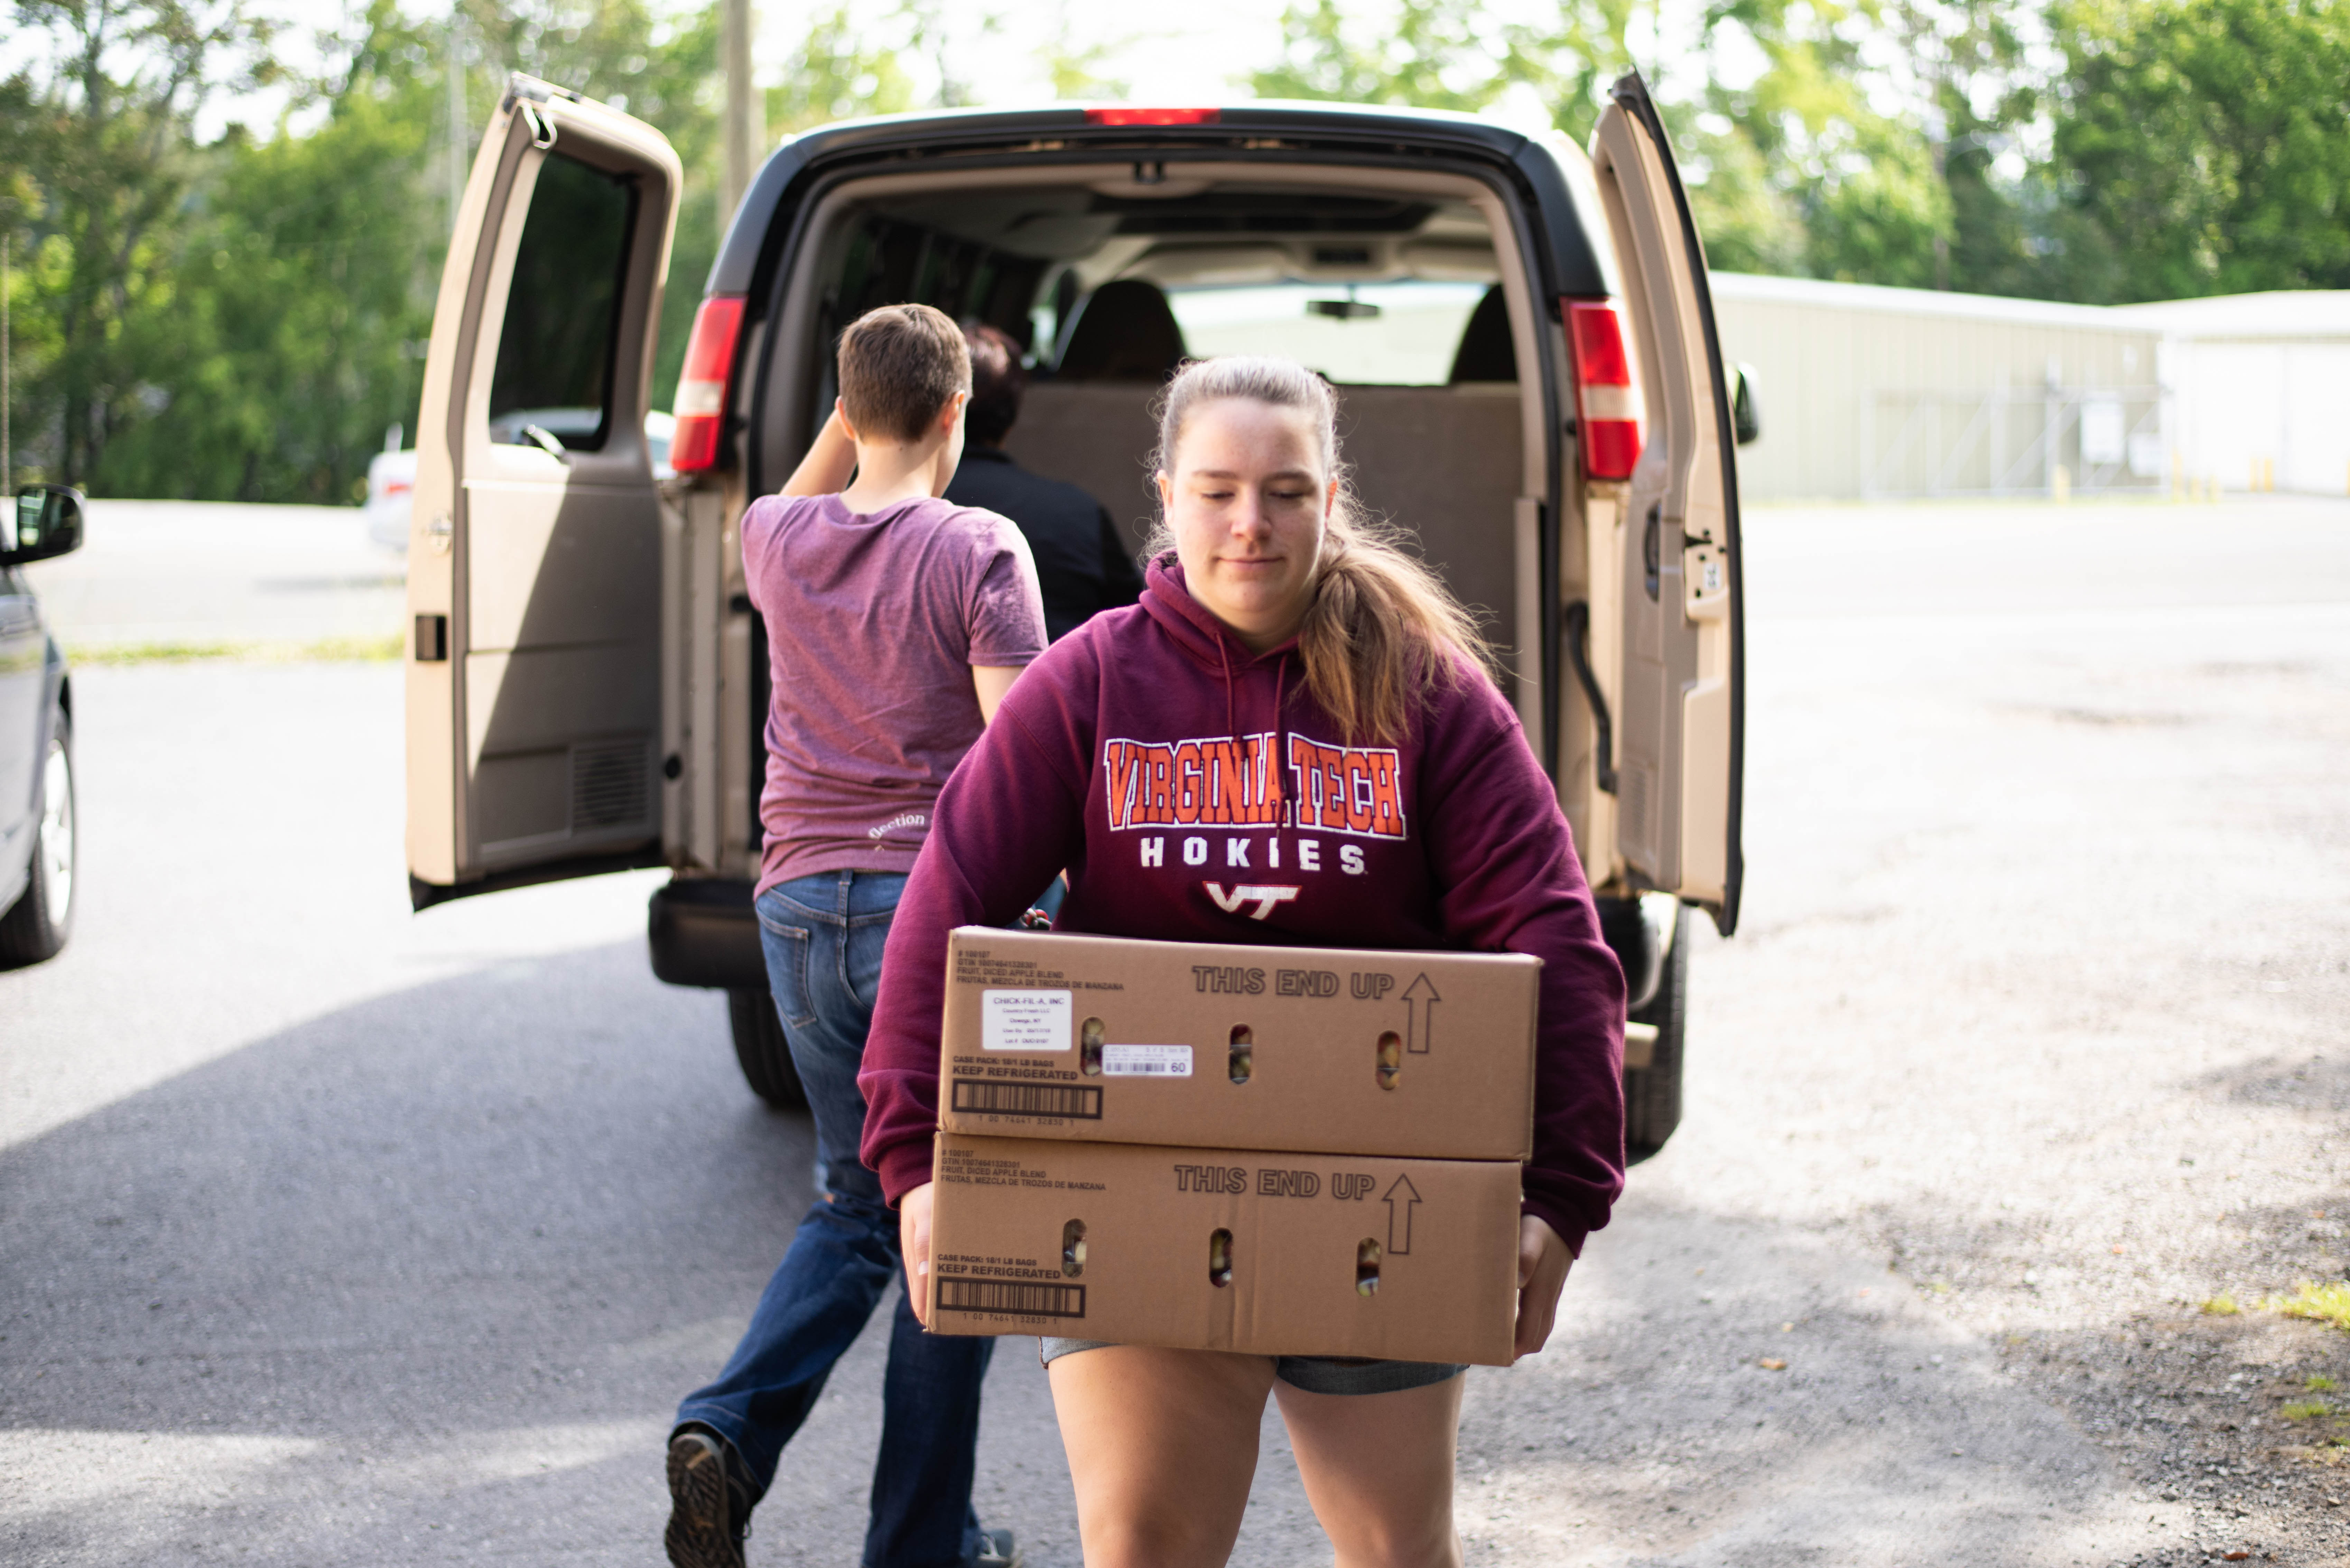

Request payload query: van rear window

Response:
[1167,281,1493,386]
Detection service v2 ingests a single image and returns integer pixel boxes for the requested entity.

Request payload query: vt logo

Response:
[1202,883,1301,920]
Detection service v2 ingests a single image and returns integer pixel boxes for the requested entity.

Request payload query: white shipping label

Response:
[1101,1044,1193,1077]
[981,989,1072,1052]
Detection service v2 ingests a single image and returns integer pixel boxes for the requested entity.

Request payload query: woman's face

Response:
[1157,397,1336,651]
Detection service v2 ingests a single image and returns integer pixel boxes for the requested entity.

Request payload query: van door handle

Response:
[521,424,570,464]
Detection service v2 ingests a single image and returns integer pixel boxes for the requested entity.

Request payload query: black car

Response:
[0,484,81,966]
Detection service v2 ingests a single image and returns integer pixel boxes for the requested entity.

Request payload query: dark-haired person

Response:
[944,323,1143,642]
[664,303,1040,1568]
[861,355,1625,1568]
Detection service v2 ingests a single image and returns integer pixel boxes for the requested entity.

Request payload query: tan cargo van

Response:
[402,77,1749,1157]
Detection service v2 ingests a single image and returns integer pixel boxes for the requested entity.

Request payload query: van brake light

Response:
[1567,300,1643,481]
[671,295,746,474]
[1085,107,1219,126]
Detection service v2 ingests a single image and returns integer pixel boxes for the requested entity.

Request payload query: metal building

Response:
[1709,272,2166,502]
[2112,291,2350,499]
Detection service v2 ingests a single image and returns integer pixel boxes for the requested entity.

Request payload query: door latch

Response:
[1641,503,1662,602]
[1683,540,1729,621]
[425,510,452,556]
[1561,600,1618,795]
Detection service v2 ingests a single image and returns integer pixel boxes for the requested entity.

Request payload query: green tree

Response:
[1252,0,1515,113]
[1672,110,1808,277]
[1035,5,1129,101]
[1697,0,1956,286]
[1,0,273,488]
[99,1,442,501]
[2051,0,2350,300]
[1245,0,1820,280]
[768,6,914,134]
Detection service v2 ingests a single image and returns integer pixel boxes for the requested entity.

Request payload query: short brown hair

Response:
[965,323,1027,445]
[837,304,970,443]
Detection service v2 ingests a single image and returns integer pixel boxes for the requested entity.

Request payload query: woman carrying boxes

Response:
[861,355,1628,1568]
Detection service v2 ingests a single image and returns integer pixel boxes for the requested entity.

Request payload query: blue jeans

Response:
[675,870,995,1568]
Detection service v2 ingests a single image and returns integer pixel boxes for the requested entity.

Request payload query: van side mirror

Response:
[1731,363,1761,447]
[7,485,86,567]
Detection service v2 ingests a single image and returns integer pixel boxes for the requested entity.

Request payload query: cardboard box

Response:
[925,1133,1523,1366]
[939,928,1540,1161]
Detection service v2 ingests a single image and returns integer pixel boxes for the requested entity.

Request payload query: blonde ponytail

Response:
[1149,356,1495,745]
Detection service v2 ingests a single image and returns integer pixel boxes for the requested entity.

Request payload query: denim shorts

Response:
[1037,1337,1466,1396]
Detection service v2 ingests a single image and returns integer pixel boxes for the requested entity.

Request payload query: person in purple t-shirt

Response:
[665,304,1045,1568]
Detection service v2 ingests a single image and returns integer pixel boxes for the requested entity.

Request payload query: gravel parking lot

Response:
[2,496,2346,1566]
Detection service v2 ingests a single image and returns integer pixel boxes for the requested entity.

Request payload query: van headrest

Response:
[1056,280,1189,381]
[1447,285,1517,383]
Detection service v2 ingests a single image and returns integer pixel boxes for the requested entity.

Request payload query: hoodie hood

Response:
[1141,551,1299,749]
[1140,552,1302,672]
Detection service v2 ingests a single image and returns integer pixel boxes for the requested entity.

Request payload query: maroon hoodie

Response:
[859,556,1628,1252]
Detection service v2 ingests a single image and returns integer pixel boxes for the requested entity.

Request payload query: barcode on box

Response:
[938,1278,1087,1318]
[1102,1044,1192,1077]
[950,1079,1104,1119]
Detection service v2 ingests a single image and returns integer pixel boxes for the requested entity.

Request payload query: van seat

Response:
[1448,286,1516,382]
[1056,281,1188,381]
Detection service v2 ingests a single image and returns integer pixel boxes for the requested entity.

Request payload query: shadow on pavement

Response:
[0,941,862,1564]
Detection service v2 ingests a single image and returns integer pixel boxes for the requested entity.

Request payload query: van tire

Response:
[1623,905,1688,1162]
[0,715,75,968]
[727,988,808,1111]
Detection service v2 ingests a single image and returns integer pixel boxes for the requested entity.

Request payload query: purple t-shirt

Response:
[743,492,1047,894]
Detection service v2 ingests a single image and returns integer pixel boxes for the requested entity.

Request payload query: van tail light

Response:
[671,295,746,474]
[1567,299,1644,481]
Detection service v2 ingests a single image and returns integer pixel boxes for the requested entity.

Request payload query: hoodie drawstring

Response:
[1271,654,1290,822]
[1220,636,1293,826]
[1219,636,1238,747]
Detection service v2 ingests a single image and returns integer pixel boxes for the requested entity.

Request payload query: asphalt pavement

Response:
[4,495,2348,1566]
[19,500,405,652]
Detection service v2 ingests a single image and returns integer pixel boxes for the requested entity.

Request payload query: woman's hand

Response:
[899,1181,936,1328]
[1513,1214,1573,1359]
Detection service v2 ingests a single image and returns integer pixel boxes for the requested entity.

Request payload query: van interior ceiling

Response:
[763,172,1532,674]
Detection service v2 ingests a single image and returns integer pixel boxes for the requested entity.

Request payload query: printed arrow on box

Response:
[1383,1173,1422,1255]
[1402,972,1440,1054]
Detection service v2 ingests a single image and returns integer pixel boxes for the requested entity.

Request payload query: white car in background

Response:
[367,410,676,551]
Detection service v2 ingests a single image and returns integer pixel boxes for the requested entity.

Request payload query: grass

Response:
[66,634,402,666]
[2310,1375,2340,1392]
[2268,1283,2350,1332]
[2282,1400,2333,1421]
[2202,1294,2243,1316]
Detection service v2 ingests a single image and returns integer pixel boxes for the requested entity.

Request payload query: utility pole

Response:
[446,14,468,235]
[721,0,763,239]
[3,233,11,495]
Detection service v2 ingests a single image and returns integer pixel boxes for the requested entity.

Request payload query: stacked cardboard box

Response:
[924,927,1540,1366]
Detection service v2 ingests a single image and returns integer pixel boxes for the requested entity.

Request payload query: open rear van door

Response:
[1589,73,1745,934]
[406,76,681,907]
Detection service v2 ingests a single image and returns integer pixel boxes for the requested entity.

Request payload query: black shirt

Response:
[944,446,1144,642]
